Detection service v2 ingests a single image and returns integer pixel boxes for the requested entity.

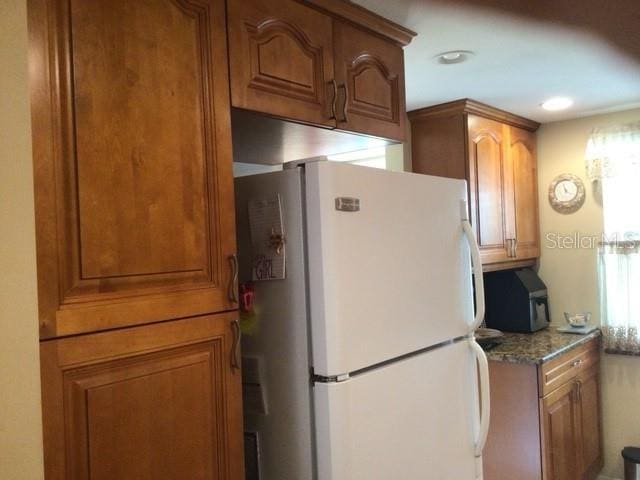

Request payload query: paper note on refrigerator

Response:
[248,195,286,281]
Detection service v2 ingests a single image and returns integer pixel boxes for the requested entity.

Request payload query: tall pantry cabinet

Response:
[28,0,243,478]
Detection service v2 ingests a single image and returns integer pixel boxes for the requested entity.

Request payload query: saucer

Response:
[556,324,599,335]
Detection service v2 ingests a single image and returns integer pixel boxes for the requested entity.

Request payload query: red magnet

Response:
[239,282,255,314]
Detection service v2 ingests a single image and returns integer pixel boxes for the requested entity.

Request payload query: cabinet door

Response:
[541,381,581,480]
[29,0,237,338]
[227,0,335,127]
[509,127,540,260]
[40,312,243,480]
[578,366,603,479]
[467,115,510,264]
[333,21,406,140]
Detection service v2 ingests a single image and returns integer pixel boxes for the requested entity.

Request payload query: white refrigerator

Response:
[235,161,489,480]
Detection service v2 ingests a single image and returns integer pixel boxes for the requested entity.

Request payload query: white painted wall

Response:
[537,108,640,480]
[0,1,45,478]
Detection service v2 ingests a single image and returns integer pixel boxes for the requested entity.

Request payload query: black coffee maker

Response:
[484,268,550,333]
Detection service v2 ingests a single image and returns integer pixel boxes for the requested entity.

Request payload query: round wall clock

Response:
[548,174,586,214]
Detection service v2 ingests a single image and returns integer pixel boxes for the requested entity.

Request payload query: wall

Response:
[0,0,45,478]
[537,107,640,479]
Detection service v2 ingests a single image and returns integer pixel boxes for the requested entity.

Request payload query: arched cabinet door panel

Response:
[29,0,238,338]
[227,0,335,127]
[509,127,540,261]
[333,21,406,141]
[467,116,510,264]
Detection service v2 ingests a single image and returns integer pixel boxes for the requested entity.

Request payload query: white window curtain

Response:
[599,242,640,354]
[589,121,640,354]
[586,121,640,181]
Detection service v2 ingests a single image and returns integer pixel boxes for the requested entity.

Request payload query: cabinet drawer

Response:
[539,339,599,397]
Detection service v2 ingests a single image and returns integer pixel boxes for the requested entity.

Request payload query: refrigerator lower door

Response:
[313,340,479,480]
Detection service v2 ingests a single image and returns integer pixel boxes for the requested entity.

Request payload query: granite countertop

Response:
[484,328,601,365]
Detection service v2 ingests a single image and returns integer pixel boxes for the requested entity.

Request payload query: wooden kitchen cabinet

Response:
[40,312,244,480]
[29,0,243,477]
[468,116,511,264]
[333,20,406,140]
[578,366,603,479]
[30,0,238,339]
[509,126,540,261]
[227,0,336,127]
[540,379,581,480]
[484,338,602,480]
[227,0,414,141]
[410,99,541,270]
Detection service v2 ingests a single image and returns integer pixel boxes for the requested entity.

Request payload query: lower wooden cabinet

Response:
[40,312,244,480]
[541,365,602,480]
[484,338,602,480]
[540,379,581,480]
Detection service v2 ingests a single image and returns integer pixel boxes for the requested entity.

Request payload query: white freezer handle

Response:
[470,339,490,458]
[462,218,485,331]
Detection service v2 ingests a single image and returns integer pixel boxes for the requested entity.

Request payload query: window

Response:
[327,146,388,169]
[602,175,640,241]
[587,121,640,354]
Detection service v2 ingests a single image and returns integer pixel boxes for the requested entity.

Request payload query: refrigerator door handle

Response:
[461,208,485,331]
[470,339,490,458]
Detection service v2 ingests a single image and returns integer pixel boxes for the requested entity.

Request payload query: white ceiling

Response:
[354,0,640,123]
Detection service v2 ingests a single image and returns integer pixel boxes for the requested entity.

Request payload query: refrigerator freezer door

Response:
[314,340,478,480]
[305,162,473,376]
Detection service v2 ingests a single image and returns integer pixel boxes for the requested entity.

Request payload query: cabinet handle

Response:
[231,319,241,371]
[337,83,348,122]
[571,359,583,368]
[513,237,518,257]
[575,380,582,402]
[228,254,238,303]
[327,79,337,119]
[506,239,513,258]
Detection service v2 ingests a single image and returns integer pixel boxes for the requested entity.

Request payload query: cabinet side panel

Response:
[483,361,542,480]
[410,114,467,180]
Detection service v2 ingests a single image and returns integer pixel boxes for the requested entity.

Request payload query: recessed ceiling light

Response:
[541,97,573,111]
[435,50,475,65]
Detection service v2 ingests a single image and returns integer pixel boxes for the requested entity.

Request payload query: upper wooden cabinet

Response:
[29,0,239,339]
[409,99,541,270]
[509,127,540,261]
[468,116,510,265]
[227,0,335,127]
[227,0,413,141]
[333,20,406,140]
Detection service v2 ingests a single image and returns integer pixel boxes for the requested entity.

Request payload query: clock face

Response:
[554,180,578,202]
[548,174,586,214]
